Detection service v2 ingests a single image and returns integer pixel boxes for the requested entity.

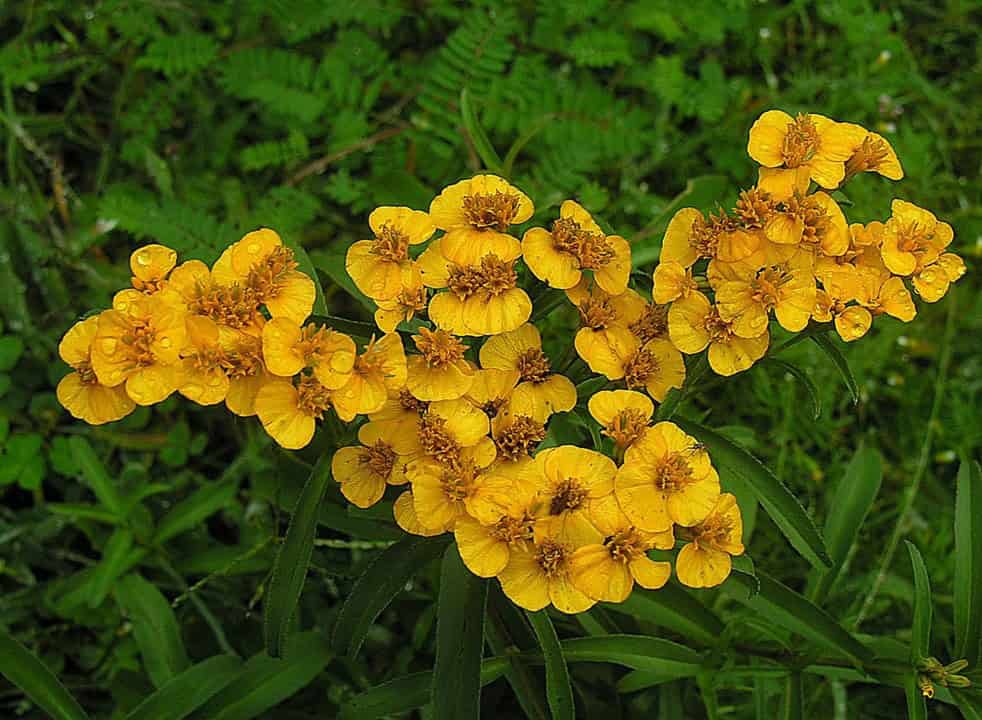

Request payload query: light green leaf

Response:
[46,503,121,525]
[954,459,982,666]
[282,235,328,317]
[904,673,928,720]
[312,247,375,312]
[950,688,982,720]
[125,655,242,720]
[811,333,860,404]
[0,628,89,720]
[527,611,575,720]
[906,541,932,662]
[675,419,831,569]
[781,672,803,720]
[264,453,331,658]
[155,480,238,544]
[433,545,488,720]
[69,436,125,516]
[116,574,190,688]
[87,528,135,607]
[460,88,503,174]
[606,584,724,646]
[559,635,702,676]
[332,536,449,658]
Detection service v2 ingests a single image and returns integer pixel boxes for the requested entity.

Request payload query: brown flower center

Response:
[245,245,299,302]
[894,222,933,254]
[578,296,617,330]
[76,359,99,385]
[844,135,891,179]
[703,307,736,343]
[296,375,332,417]
[132,276,167,294]
[494,415,546,461]
[534,539,569,577]
[551,217,614,270]
[417,414,461,464]
[691,513,735,550]
[750,265,793,308]
[372,224,410,262]
[605,528,649,562]
[223,337,264,379]
[396,284,428,313]
[690,210,738,259]
[361,440,397,478]
[191,282,260,330]
[630,303,669,343]
[735,188,775,230]
[120,317,159,367]
[462,191,522,231]
[439,461,478,502]
[516,348,551,383]
[624,348,658,389]
[447,264,486,299]
[781,113,820,168]
[604,409,649,449]
[478,254,518,296]
[489,513,535,546]
[549,478,588,515]
[414,328,467,368]
[399,389,429,414]
[653,453,694,493]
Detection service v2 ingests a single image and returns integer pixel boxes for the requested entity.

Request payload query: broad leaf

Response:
[527,611,575,720]
[264,452,332,657]
[332,536,449,658]
[954,459,982,666]
[125,655,242,720]
[675,419,831,569]
[906,541,932,662]
[0,628,89,720]
[115,574,190,688]
[432,545,488,720]
[811,333,860,404]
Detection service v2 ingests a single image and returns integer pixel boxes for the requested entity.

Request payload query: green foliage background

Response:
[0,0,979,717]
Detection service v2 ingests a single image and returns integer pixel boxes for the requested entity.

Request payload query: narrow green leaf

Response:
[310,313,380,340]
[460,88,502,174]
[46,502,121,524]
[69,436,124,516]
[87,528,135,607]
[697,672,720,720]
[781,672,803,720]
[808,447,882,605]
[313,248,375,312]
[340,658,508,720]
[0,628,89,720]
[155,480,238,544]
[332,536,449,658]
[282,235,328,316]
[527,611,575,720]
[606,584,724,646]
[264,453,332,658]
[616,670,680,693]
[722,572,873,665]
[187,633,331,720]
[125,655,242,720]
[486,593,549,720]
[432,545,488,720]
[559,635,702,675]
[904,673,928,720]
[906,541,932,662]
[675,419,831,569]
[954,459,982,666]
[116,574,190,688]
[764,358,821,419]
[950,688,982,720]
[811,333,860,404]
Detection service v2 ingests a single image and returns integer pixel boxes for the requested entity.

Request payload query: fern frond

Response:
[239,132,310,172]
[137,33,220,78]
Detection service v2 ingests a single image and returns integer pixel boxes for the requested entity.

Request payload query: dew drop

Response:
[136,251,152,266]
[101,338,118,353]
[160,338,172,348]
[248,242,261,255]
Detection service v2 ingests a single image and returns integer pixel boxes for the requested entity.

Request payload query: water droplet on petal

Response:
[136,251,152,266]
[160,338,172,348]
[248,242,261,255]
[101,338,118,353]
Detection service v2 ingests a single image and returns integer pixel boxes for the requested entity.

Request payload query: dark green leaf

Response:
[904,673,928,720]
[606,584,724,646]
[187,633,331,720]
[808,447,882,605]
[0,628,89,720]
[125,655,242,720]
[46,502,121,525]
[697,672,719,720]
[155,480,238,544]
[954,459,982,666]
[332,536,449,658]
[559,635,702,675]
[264,453,332,658]
[527,611,575,720]
[313,248,375,312]
[675,419,831,569]
[781,672,803,720]
[906,541,932,662]
[763,358,821,419]
[460,88,502,174]
[811,333,860,404]
[282,235,328,317]
[432,545,488,720]
[87,528,135,607]
[116,574,190,688]
[950,688,982,720]
[68,436,125,516]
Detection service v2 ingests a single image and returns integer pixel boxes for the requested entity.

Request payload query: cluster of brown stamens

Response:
[462,191,522,231]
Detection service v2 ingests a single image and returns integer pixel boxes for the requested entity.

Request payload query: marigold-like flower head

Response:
[332,421,418,509]
[128,244,178,295]
[255,375,333,449]
[57,316,135,425]
[660,207,758,267]
[331,333,407,421]
[262,318,356,389]
[881,200,954,277]
[676,492,744,588]
[406,328,474,401]
[587,390,653,452]
[347,207,434,301]
[668,291,769,376]
[840,125,903,182]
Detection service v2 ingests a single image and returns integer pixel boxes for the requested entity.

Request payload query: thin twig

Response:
[286,125,407,186]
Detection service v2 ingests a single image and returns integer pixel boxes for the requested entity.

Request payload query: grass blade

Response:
[906,541,932,663]
[460,88,502,174]
[781,672,803,720]
[432,544,488,720]
[954,459,982,665]
[675,419,831,569]
[526,610,575,720]
[0,628,89,720]
[115,574,190,688]
[332,536,448,658]
[125,655,242,720]
[904,673,928,720]
[810,333,859,404]
[87,527,134,607]
[264,452,332,658]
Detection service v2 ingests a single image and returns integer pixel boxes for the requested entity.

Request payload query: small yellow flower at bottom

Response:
[331,421,418,508]
[676,493,745,588]
[57,317,135,425]
[406,328,474,401]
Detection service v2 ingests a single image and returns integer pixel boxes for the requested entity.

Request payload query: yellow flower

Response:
[90,293,186,405]
[213,228,316,324]
[523,200,631,294]
[410,397,493,467]
[566,281,646,380]
[569,495,673,602]
[394,489,445,537]
[497,515,602,613]
[622,338,686,402]
[811,271,870,342]
[178,316,231,406]
[912,253,965,303]
[374,264,428,333]
[668,291,769,376]
[454,476,537,578]
[660,207,759,267]
[676,493,744,588]
[840,125,904,181]
[815,222,888,285]
[764,191,849,257]
[367,388,429,437]
[222,331,271,417]
[165,260,265,335]
[587,390,653,453]
[261,317,356,389]
[854,268,916,323]
[713,252,816,336]
[628,301,671,345]
[331,421,418,508]
[126,244,178,295]
[490,407,547,463]
[465,368,521,418]
[881,200,954,276]
[479,323,576,421]
[406,328,474,401]
[652,261,699,304]
[346,206,434,300]
[255,375,333,449]
[331,334,407,421]
[56,317,135,425]
[614,421,721,531]
[429,174,532,264]
[405,444,499,533]
[527,446,616,542]
[748,110,861,198]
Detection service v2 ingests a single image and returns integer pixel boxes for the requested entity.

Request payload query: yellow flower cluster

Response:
[57,109,964,614]
[651,110,964,375]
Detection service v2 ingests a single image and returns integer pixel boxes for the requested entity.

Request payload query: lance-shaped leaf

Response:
[904,673,928,720]
[527,611,575,720]
[264,452,332,658]
[674,419,831,569]
[0,628,89,720]
[115,574,190,688]
[954,459,982,666]
[69,436,124,516]
[906,541,932,663]
[781,672,803,720]
[606,584,724,646]
[460,88,503,174]
[333,535,449,658]
[811,333,860,404]
[559,635,702,676]
[125,655,242,720]
[155,479,238,544]
[764,358,821,419]
[432,545,488,720]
